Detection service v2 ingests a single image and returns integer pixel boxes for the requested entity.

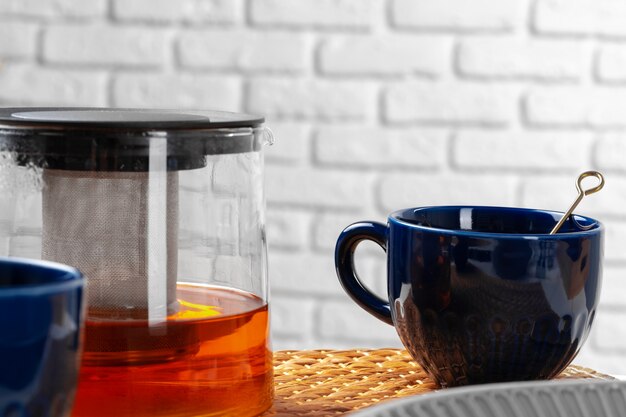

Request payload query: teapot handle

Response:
[334,221,392,326]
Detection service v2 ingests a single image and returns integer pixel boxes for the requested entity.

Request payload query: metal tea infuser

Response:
[550,170,605,234]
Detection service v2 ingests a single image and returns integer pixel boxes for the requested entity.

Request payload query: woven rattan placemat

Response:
[262,349,613,417]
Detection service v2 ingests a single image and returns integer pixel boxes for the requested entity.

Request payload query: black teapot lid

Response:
[0,108,264,129]
[0,107,266,171]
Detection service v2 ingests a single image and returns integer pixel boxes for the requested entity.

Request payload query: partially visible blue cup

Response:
[0,257,84,417]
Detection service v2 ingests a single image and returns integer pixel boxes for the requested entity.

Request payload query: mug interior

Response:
[0,258,81,289]
[394,206,599,235]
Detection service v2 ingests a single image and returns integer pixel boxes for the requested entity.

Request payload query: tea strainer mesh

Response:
[42,169,179,318]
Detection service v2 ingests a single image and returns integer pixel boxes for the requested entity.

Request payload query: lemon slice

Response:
[173,299,222,319]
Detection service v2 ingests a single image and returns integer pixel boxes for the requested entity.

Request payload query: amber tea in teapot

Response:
[72,284,272,417]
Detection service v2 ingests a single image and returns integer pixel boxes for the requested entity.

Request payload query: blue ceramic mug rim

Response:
[388,205,603,239]
[0,257,84,297]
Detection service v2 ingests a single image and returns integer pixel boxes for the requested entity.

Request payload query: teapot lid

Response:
[0,107,267,171]
[0,107,264,129]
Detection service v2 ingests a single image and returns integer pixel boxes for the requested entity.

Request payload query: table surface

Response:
[262,349,615,417]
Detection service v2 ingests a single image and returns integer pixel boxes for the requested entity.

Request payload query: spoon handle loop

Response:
[549,171,604,235]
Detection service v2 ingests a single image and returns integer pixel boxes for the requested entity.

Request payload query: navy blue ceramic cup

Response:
[0,257,84,417]
[335,206,603,387]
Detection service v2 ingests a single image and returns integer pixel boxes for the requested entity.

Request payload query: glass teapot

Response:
[0,108,273,417]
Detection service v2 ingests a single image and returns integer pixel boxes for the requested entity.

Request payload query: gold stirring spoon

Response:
[550,170,605,235]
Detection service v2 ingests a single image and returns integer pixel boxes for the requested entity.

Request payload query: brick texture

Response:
[266,166,373,210]
[250,0,375,29]
[271,297,316,339]
[317,300,400,343]
[520,176,626,219]
[600,266,626,306]
[1,0,625,372]
[0,0,106,18]
[112,0,238,24]
[44,26,168,68]
[392,0,525,32]
[378,174,518,212]
[264,123,311,165]
[595,133,626,172]
[596,44,626,82]
[269,252,340,295]
[453,131,593,170]
[266,209,311,250]
[602,219,626,263]
[0,22,38,60]
[534,0,626,38]
[0,64,106,106]
[113,73,240,109]
[594,310,626,353]
[248,79,376,120]
[385,82,517,125]
[525,87,626,128]
[319,35,451,77]
[458,38,586,81]
[315,127,447,168]
[178,31,310,73]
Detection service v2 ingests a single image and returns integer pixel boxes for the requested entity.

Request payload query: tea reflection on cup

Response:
[335,206,603,387]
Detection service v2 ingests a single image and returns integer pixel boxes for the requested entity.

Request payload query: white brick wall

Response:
[112,0,238,24]
[178,31,311,73]
[533,0,626,37]
[525,87,626,128]
[314,127,447,168]
[457,38,587,81]
[248,79,377,120]
[319,35,451,77]
[0,65,107,106]
[0,0,106,18]
[112,73,240,109]
[595,44,626,83]
[378,174,518,212]
[44,26,169,67]
[0,22,38,59]
[391,0,526,32]
[385,82,518,125]
[249,0,376,29]
[1,0,626,376]
[453,131,593,170]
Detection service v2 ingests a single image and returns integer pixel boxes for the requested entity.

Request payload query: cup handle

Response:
[334,221,393,326]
